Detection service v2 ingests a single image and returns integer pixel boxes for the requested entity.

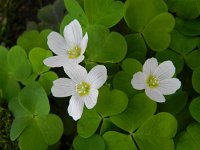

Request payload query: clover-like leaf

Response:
[185,49,200,70]
[169,30,198,54]
[95,86,128,117]
[17,29,51,53]
[125,34,147,63]
[9,82,63,149]
[175,17,200,36]
[176,123,200,150]
[29,48,52,75]
[192,66,200,94]
[121,58,142,75]
[156,49,184,74]
[124,0,167,32]
[134,112,177,150]
[18,114,63,150]
[73,134,105,150]
[157,91,188,115]
[165,0,200,19]
[77,108,101,138]
[38,71,58,95]
[37,0,64,30]
[86,25,127,63]
[189,97,200,122]
[142,13,175,51]
[111,93,157,133]
[84,0,123,28]
[103,131,137,150]
[62,0,88,31]
[113,71,138,97]
[7,46,32,82]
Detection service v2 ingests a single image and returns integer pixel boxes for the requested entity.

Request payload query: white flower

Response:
[131,58,181,103]
[43,19,88,68]
[51,65,107,120]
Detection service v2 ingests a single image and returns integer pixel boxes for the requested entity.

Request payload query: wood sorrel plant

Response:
[0,0,200,150]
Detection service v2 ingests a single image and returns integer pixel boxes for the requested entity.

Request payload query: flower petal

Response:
[67,94,84,121]
[87,65,107,89]
[64,65,87,83]
[143,57,158,75]
[158,78,181,95]
[131,72,146,90]
[43,56,69,67]
[80,33,88,55]
[51,78,76,97]
[154,61,175,80]
[145,87,165,103]
[64,19,82,47]
[84,89,98,109]
[47,32,68,55]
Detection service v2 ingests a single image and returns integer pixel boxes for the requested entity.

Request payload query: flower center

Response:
[147,75,159,88]
[76,81,90,96]
[67,46,81,59]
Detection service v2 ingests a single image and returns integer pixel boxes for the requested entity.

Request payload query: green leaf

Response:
[62,0,88,32]
[103,131,137,150]
[84,0,123,28]
[113,71,138,97]
[157,91,188,115]
[156,49,184,74]
[29,48,52,74]
[169,30,198,54]
[95,86,128,117]
[122,58,142,75]
[77,108,101,138]
[192,66,200,94]
[19,82,50,115]
[175,17,200,36]
[17,30,51,53]
[134,112,177,150]
[2,77,20,101]
[37,0,64,30]
[73,134,105,150]
[185,49,200,70]
[142,13,175,51]
[125,34,147,63]
[165,0,200,19]
[18,114,63,150]
[38,71,58,95]
[0,46,8,71]
[100,118,116,135]
[86,25,127,63]
[9,97,32,140]
[7,46,32,82]
[124,0,167,32]
[189,97,200,122]
[111,93,157,133]
[176,123,200,150]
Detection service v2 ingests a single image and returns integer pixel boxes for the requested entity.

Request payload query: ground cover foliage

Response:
[1,0,200,150]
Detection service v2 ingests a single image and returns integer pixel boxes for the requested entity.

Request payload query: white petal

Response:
[64,19,82,47]
[145,87,166,103]
[131,72,146,90]
[84,89,98,109]
[80,33,88,55]
[51,78,75,97]
[67,94,84,121]
[43,56,69,67]
[158,78,181,95]
[64,65,87,83]
[65,55,85,66]
[143,57,158,75]
[47,32,68,55]
[154,61,175,80]
[87,65,107,89]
